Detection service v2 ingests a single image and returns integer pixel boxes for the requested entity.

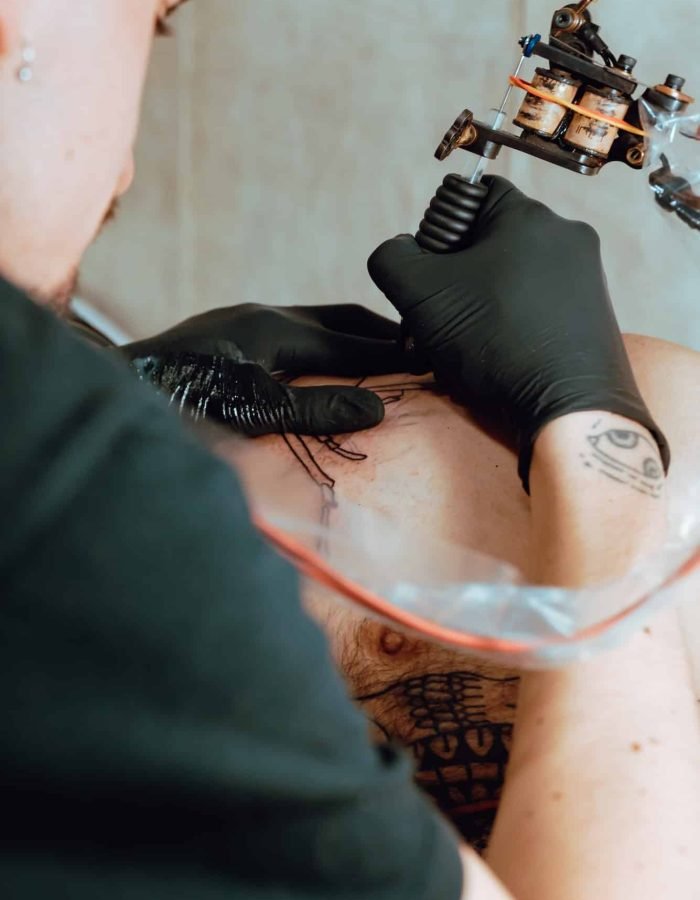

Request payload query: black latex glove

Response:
[120,303,407,437]
[368,175,669,491]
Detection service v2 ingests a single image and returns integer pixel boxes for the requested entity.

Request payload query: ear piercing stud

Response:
[17,40,36,83]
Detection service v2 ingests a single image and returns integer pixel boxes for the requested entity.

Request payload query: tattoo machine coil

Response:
[416,0,698,256]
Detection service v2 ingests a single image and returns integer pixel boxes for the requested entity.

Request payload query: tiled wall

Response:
[80,1,699,348]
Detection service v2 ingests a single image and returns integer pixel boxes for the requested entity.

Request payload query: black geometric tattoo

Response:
[581,421,664,498]
[355,672,519,853]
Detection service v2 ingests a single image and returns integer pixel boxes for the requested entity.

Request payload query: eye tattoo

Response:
[582,426,663,497]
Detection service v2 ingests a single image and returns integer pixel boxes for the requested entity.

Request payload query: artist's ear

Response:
[0,5,19,59]
[0,0,24,59]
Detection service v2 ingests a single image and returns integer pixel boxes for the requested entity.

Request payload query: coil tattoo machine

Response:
[416,0,698,255]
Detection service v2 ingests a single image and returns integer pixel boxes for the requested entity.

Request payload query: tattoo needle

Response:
[468,53,528,185]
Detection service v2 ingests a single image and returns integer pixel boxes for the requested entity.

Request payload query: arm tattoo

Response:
[355,672,520,853]
[582,421,664,498]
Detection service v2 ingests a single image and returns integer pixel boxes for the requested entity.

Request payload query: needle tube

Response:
[468,54,528,184]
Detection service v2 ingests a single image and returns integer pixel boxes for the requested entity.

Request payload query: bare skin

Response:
[225,332,700,850]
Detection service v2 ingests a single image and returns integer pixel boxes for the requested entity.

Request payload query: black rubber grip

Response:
[403,174,490,372]
[416,173,489,253]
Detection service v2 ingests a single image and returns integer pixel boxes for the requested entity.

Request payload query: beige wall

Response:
[80,0,700,348]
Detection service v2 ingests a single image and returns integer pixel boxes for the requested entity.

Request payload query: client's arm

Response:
[487,411,700,899]
[367,175,699,895]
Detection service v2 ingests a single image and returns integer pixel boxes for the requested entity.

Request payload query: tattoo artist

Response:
[1,4,698,900]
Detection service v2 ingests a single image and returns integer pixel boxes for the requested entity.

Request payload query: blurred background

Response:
[79,0,699,348]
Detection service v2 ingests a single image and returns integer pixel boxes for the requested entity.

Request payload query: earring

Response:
[17,40,36,83]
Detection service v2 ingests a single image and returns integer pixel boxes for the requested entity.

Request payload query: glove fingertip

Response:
[367,234,422,283]
[334,390,386,432]
[290,386,385,435]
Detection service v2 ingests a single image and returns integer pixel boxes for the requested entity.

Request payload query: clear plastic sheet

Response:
[233,440,700,669]
[641,100,700,232]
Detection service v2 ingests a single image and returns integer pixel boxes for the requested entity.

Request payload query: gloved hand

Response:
[120,303,407,437]
[368,175,669,491]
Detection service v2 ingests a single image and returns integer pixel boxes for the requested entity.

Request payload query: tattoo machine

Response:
[416,0,697,258]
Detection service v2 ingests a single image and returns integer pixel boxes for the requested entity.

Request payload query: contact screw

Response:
[416,173,489,253]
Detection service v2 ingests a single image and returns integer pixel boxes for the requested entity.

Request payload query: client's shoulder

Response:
[623,332,700,376]
[622,333,699,496]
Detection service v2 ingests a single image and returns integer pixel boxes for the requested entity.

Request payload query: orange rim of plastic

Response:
[253,511,700,657]
[509,75,648,138]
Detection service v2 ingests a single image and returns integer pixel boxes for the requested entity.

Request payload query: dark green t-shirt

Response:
[0,279,462,899]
